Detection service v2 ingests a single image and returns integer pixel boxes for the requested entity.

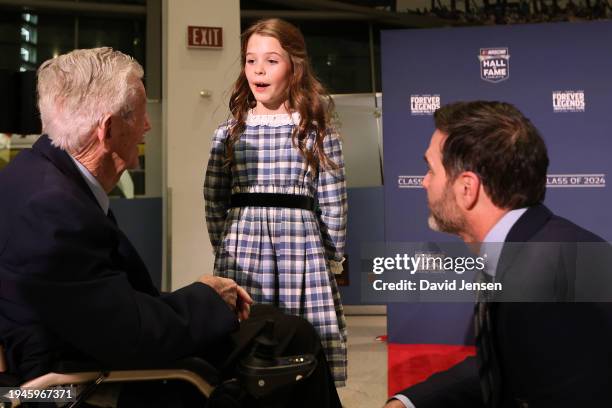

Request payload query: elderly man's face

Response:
[109,80,151,171]
[422,129,466,234]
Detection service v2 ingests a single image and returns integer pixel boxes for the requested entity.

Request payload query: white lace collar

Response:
[245,111,301,127]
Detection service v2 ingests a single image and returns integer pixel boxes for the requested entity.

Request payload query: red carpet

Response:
[387,343,476,396]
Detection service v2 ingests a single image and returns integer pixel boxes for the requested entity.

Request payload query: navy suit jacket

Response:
[0,135,239,381]
[398,205,612,407]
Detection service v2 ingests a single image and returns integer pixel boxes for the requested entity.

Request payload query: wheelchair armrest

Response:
[169,357,221,386]
[3,358,220,407]
[54,357,221,386]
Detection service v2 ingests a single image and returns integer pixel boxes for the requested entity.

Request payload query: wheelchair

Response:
[0,320,317,407]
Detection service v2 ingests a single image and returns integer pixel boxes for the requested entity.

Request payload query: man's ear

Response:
[96,114,112,146]
[454,171,481,210]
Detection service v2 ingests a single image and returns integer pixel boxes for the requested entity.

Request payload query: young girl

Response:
[204,18,348,386]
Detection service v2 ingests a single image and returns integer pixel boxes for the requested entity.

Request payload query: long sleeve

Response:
[1,187,238,378]
[316,130,348,263]
[204,124,232,252]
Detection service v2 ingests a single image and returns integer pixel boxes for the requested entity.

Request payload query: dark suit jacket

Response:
[398,205,612,407]
[0,135,239,381]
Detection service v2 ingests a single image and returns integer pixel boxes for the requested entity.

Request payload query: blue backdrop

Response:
[381,21,612,345]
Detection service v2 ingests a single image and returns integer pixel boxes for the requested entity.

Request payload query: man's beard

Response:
[427,185,466,235]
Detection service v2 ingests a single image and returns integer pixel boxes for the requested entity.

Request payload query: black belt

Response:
[229,193,315,211]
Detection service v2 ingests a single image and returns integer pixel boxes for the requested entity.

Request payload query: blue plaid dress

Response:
[204,112,348,385]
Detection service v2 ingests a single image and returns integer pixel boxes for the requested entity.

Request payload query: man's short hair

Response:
[37,47,144,153]
[434,101,549,209]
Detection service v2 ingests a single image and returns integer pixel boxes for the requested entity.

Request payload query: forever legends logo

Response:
[479,47,510,83]
[410,94,441,116]
[552,90,585,113]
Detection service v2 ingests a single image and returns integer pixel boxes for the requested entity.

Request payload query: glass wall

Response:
[300,21,380,94]
[0,3,147,196]
[238,19,386,94]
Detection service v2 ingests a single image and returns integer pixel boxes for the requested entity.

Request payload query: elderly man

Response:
[386,101,612,408]
[0,48,341,407]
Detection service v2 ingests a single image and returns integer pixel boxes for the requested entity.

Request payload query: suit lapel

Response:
[505,204,552,243]
[495,205,553,284]
[32,135,159,296]
[31,135,102,212]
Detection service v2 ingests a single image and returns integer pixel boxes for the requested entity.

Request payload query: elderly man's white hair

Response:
[37,47,144,153]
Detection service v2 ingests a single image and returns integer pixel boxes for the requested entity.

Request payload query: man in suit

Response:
[0,47,341,407]
[385,101,612,407]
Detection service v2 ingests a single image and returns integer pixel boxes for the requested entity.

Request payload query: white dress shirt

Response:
[69,155,109,215]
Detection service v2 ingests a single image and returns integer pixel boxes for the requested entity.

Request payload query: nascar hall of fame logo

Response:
[410,94,441,116]
[552,90,585,113]
[398,175,424,188]
[479,47,510,83]
[547,174,606,188]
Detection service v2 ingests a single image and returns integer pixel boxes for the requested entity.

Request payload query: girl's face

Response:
[245,34,292,114]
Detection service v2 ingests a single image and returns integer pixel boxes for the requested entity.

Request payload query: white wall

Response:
[163,0,241,289]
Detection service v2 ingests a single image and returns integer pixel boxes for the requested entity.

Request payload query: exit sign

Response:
[187,26,223,49]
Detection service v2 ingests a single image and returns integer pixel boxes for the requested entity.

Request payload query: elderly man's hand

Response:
[198,275,253,320]
[235,285,252,321]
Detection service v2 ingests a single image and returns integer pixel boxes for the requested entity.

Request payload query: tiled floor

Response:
[337,315,387,408]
